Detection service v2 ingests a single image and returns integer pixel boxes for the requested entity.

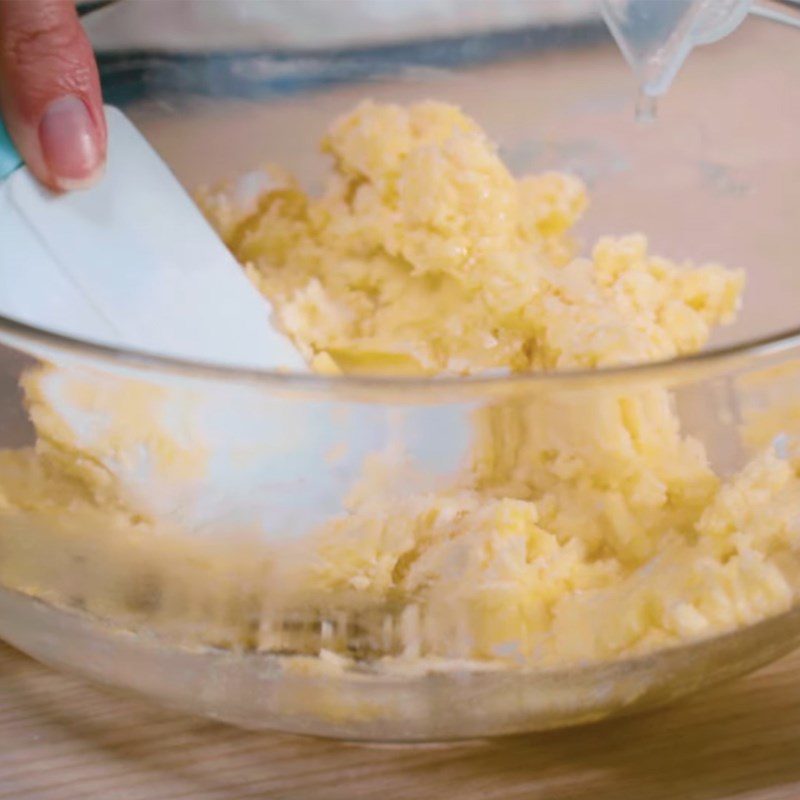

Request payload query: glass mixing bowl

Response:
[1,3,800,742]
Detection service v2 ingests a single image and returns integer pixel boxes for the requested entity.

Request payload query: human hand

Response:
[0,0,106,190]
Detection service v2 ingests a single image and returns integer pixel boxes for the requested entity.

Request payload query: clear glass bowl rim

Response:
[2,309,800,397]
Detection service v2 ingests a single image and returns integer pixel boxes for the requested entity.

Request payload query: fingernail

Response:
[39,95,103,189]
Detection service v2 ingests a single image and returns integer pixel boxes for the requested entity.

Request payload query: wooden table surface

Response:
[1,641,800,800]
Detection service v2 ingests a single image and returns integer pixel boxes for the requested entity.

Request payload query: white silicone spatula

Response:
[0,105,460,539]
[0,105,305,371]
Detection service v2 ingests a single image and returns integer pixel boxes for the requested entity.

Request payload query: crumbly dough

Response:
[1,101,798,672]
[199,101,742,375]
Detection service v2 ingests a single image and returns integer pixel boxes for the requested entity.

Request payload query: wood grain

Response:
[1,641,800,800]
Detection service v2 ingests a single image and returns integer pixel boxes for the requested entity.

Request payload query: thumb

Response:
[0,0,106,191]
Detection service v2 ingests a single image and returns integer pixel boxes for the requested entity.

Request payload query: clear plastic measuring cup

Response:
[601,0,752,99]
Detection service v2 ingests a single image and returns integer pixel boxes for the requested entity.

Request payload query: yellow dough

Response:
[1,101,798,672]
[199,100,742,375]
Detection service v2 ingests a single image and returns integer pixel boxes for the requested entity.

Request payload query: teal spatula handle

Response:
[0,116,23,180]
